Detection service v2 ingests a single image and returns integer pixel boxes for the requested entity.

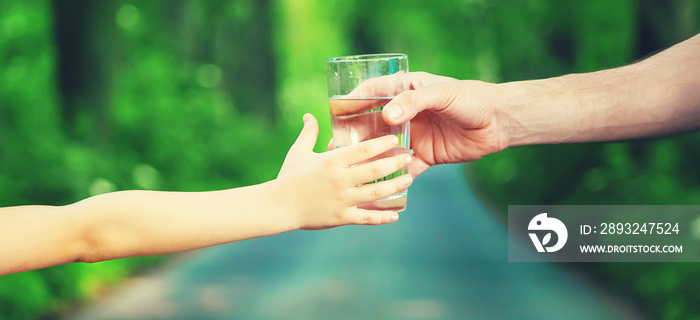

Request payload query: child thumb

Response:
[291,113,319,152]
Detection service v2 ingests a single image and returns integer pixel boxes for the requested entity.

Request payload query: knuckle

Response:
[370,166,382,178]
[394,177,406,190]
[335,209,348,220]
[414,71,429,78]
[329,176,344,188]
[321,156,337,168]
[371,186,384,199]
[400,90,419,107]
[364,215,381,225]
[360,143,373,156]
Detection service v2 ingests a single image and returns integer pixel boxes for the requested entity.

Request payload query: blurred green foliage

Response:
[1,0,699,319]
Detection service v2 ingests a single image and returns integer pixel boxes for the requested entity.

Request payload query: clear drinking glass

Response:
[325,53,410,211]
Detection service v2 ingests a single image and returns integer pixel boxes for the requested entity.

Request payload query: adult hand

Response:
[327,72,508,178]
[335,34,700,178]
[382,72,508,177]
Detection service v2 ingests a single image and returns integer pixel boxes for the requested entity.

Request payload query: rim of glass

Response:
[326,53,407,63]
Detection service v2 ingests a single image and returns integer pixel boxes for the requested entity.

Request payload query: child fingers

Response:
[352,174,412,203]
[334,135,399,166]
[349,152,412,186]
[345,208,399,225]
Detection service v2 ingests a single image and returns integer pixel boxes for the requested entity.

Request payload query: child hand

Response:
[275,114,413,230]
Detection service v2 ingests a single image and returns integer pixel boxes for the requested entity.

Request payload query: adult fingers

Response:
[348,152,411,186]
[382,82,459,126]
[347,72,456,99]
[408,157,431,179]
[406,71,458,89]
[346,73,406,98]
[329,98,385,116]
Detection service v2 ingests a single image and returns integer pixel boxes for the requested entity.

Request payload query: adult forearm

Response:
[71,181,294,263]
[500,33,700,147]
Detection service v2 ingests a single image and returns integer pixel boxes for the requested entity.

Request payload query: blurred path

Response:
[69,164,644,320]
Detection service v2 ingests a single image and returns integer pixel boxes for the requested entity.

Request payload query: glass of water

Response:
[325,53,410,211]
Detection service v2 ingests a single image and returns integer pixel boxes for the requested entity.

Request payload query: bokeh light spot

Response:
[116,4,140,30]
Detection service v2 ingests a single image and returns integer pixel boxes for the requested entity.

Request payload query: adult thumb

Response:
[382,83,456,126]
[290,113,319,153]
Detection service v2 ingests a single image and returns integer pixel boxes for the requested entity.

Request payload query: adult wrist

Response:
[493,80,537,148]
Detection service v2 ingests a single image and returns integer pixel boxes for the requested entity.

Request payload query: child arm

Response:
[0,114,411,275]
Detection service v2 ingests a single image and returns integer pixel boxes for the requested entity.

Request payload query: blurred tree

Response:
[52,0,118,143]
[223,0,278,120]
[639,0,697,56]
[174,0,278,120]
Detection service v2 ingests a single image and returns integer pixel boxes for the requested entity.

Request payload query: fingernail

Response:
[404,155,412,165]
[302,113,310,124]
[391,135,399,146]
[390,213,399,222]
[402,175,413,186]
[384,104,403,120]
